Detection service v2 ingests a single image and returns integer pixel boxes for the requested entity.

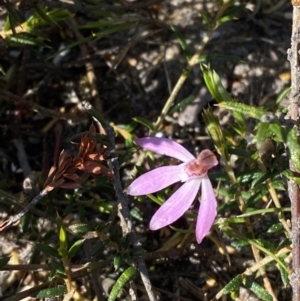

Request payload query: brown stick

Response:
[287,3,300,301]
[0,88,85,121]
[104,121,157,301]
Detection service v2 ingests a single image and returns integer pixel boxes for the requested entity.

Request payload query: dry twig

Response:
[104,121,157,301]
[287,2,300,300]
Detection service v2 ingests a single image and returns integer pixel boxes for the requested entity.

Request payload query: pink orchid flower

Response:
[127,137,218,244]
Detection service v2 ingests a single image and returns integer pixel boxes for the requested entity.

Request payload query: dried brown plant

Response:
[44,124,113,193]
[73,124,113,179]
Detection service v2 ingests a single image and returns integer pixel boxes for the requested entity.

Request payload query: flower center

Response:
[184,150,217,178]
[184,160,208,177]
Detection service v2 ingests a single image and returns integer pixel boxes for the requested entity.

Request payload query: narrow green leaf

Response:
[85,105,105,124]
[36,243,60,258]
[225,217,246,224]
[114,254,121,271]
[48,258,66,278]
[34,4,58,27]
[276,87,291,105]
[26,9,73,28]
[243,278,272,301]
[218,101,266,119]
[59,224,67,253]
[237,171,264,184]
[47,35,94,60]
[170,25,191,59]
[108,266,137,301]
[216,15,237,26]
[223,274,243,294]
[251,171,274,187]
[203,106,228,159]
[221,226,288,272]
[75,20,114,29]
[238,207,290,217]
[169,95,196,115]
[201,64,232,102]
[68,239,85,259]
[287,128,300,172]
[231,240,249,248]
[130,207,143,221]
[35,285,66,298]
[5,4,20,30]
[199,11,213,28]
[132,116,154,131]
[68,223,95,234]
[98,201,114,214]
[278,260,289,287]
[94,23,133,39]
[267,223,284,233]
[7,34,45,46]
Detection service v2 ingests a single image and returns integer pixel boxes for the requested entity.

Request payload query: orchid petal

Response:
[136,137,195,162]
[197,150,218,168]
[150,179,201,230]
[127,165,184,196]
[195,176,217,244]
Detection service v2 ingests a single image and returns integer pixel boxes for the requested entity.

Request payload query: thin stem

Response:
[104,122,157,301]
[0,189,48,232]
[288,5,300,301]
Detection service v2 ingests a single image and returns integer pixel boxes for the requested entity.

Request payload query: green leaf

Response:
[225,217,246,224]
[223,274,243,294]
[68,223,95,234]
[5,4,20,30]
[276,86,291,105]
[168,95,196,115]
[98,201,114,214]
[201,64,232,102]
[59,224,67,257]
[94,23,133,39]
[287,128,300,172]
[203,106,228,159]
[243,278,273,301]
[26,9,73,28]
[267,223,284,233]
[85,105,106,124]
[6,34,46,46]
[0,256,10,268]
[130,207,143,221]
[34,4,58,27]
[35,285,66,298]
[75,20,116,29]
[231,240,249,248]
[199,11,213,28]
[36,243,60,258]
[47,34,94,60]
[170,25,191,60]
[251,171,275,187]
[108,266,137,301]
[68,239,85,259]
[238,207,290,218]
[278,260,289,287]
[237,171,264,184]
[48,258,66,278]
[132,116,154,131]
[218,101,266,119]
[221,225,288,272]
[114,254,121,271]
